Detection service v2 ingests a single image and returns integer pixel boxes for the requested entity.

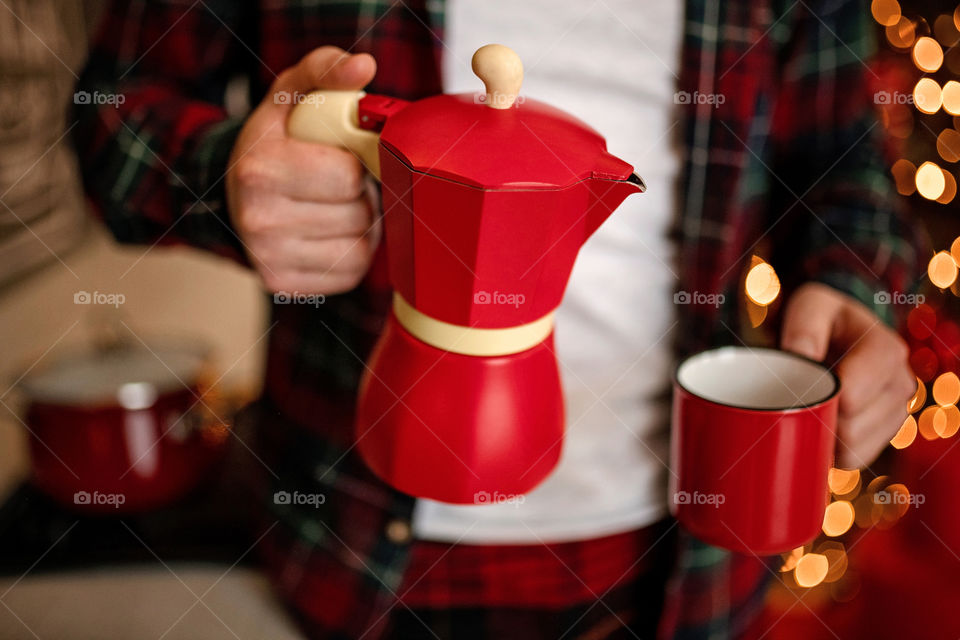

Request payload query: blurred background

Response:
[1,0,959,638]
[0,1,298,638]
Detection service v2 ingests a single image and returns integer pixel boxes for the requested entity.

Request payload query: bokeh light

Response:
[746,298,768,328]
[888,17,918,48]
[949,47,960,75]
[780,546,804,572]
[872,0,902,26]
[908,304,936,340]
[910,346,939,381]
[795,553,829,588]
[823,501,856,537]
[934,13,960,46]
[937,169,957,204]
[918,405,942,440]
[937,129,960,162]
[745,260,781,306]
[881,103,915,139]
[913,36,944,72]
[928,250,959,288]
[917,161,947,199]
[883,483,912,521]
[940,404,960,437]
[914,78,943,114]
[907,375,927,411]
[828,468,861,495]
[821,544,849,583]
[943,81,960,115]
[891,415,918,449]
[854,493,883,528]
[892,158,918,195]
[951,236,960,266]
[933,371,960,405]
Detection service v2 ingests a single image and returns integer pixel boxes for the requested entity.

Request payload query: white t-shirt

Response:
[411,0,683,543]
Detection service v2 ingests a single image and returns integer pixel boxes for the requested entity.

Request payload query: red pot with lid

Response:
[287,44,645,503]
[18,341,227,513]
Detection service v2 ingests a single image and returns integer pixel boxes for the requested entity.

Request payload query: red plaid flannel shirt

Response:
[74,0,923,638]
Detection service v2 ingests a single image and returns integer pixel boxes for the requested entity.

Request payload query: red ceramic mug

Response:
[670,346,840,554]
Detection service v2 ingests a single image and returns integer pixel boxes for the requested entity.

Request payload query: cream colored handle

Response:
[286,90,381,180]
[472,44,523,109]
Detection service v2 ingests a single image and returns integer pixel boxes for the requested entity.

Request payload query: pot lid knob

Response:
[472,44,523,109]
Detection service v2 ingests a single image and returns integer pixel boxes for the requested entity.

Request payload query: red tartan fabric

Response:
[400,522,673,609]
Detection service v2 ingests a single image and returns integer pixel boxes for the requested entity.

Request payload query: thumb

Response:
[780,283,844,362]
[269,47,376,107]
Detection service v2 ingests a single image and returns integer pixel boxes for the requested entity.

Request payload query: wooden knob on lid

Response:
[472,44,523,109]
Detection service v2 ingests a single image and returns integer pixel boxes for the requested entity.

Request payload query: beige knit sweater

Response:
[0,1,103,287]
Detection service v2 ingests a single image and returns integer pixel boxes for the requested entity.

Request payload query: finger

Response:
[270,47,376,106]
[266,235,376,273]
[835,383,910,469]
[781,284,845,361]
[236,138,366,203]
[836,326,911,416]
[266,199,374,237]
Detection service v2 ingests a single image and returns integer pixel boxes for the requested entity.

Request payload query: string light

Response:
[933,372,960,405]
[913,36,944,72]
[942,81,960,115]
[940,405,960,438]
[822,501,856,537]
[951,236,960,266]
[887,17,917,49]
[828,468,861,495]
[871,0,902,26]
[937,129,960,162]
[917,162,947,199]
[891,415,918,449]
[934,13,960,46]
[821,544,849,583]
[928,250,958,288]
[780,546,804,572]
[892,158,918,195]
[795,553,830,588]
[881,103,914,139]
[937,169,957,204]
[948,47,960,75]
[745,260,781,306]
[911,346,939,382]
[883,484,913,521]
[913,78,943,114]
[918,405,942,440]
[907,376,927,412]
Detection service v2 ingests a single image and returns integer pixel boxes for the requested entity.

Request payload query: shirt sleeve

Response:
[72,0,255,265]
[767,0,928,326]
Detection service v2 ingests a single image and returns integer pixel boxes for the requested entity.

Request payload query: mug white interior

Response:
[676,346,839,410]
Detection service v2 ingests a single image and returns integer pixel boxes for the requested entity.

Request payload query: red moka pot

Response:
[288,45,644,503]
